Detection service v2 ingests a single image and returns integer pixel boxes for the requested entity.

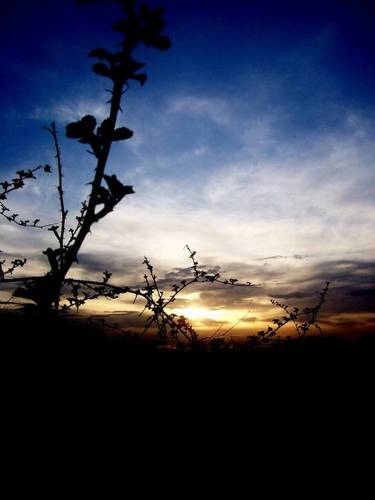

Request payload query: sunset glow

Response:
[0,0,374,340]
[172,307,225,322]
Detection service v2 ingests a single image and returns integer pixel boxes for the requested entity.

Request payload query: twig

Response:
[44,123,66,259]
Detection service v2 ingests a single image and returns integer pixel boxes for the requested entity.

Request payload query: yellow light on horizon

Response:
[172,307,225,321]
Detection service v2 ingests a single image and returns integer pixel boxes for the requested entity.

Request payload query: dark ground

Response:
[1,310,374,437]
[1,312,372,497]
[2,309,374,371]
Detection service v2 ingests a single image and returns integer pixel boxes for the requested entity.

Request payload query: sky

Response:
[0,0,374,337]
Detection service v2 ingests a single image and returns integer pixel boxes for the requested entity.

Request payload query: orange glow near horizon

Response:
[172,306,225,322]
[3,289,374,340]
[170,303,265,335]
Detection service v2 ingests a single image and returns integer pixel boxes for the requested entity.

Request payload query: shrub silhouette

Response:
[2,0,171,312]
[0,0,329,348]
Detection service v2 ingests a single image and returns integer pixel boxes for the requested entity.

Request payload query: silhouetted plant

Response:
[1,0,171,312]
[60,246,328,349]
[137,246,253,345]
[0,166,53,228]
[0,251,27,281]
[60,246,253,346]
[0,0,330,349]
[246,281,330,348]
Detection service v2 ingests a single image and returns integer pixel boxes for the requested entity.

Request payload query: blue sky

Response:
[1,0,374,335]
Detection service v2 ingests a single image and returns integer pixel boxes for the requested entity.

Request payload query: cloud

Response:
[167,95,232,126]
[256,254,309,261]
[2,83,375,336]
[348,288,375,298]
[30,99,109,123]
[3,107,374,283]
[69,252,152,291]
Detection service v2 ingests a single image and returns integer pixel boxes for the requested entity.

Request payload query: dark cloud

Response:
[77,253,140,274]
[307,259,375,285]
[268,290,314,300]
[197,285,261,309]
[321,319,359,329]
[256,255,286,261]
[196,318,227,328]
[0,282,19,292]
[256,254,309,261]
[74,253,146,285]
[88,310,148,330]
[160,265,223,288]
[348,288,375,298]
[240,316,258,323]
[4,248,372,336]
[178,257,375,331]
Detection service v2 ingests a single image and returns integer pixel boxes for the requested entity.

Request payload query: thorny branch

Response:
[0,247,254,345]
[0,1,330,351]
[44,123,67,258]
[0,247,330,348]
[246,281,330,347]
[0,251,27,281]
[0,165,53,228]
[1,1,170,311]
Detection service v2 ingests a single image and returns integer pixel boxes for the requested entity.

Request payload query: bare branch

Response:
[0,165,54,228]
[44,123,67,258]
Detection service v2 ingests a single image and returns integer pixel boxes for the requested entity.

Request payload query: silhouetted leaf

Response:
[130,59,145,71]
[111,58,148,85]
[96,186,110,205]
[122,185,135,195]
[97,118,112,139]
[66,115,96,139]
[1,181,11,190]
[92,62,111,77]
[112,18,134,34]
[144,35,171,51]
[66,122,82,139]
[138,5,171,50]
[140,5,167,32]
[89,47,111,60]
[104,174,134,201]
[132,73,147,85]
[112,127,134,141]
[81,115,97,133]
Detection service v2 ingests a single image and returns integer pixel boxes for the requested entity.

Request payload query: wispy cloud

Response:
[5,98,374,270]
[167,95,232,126]
[30,99,109,123]
[2,84,375,335]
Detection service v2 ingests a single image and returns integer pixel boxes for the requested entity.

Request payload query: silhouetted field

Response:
[2,310,374,419]
[2,310,374,368]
